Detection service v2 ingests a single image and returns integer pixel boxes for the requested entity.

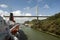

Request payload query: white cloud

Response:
[0,10,32,16]
[12,10,31,16]
[0,10,9,20]
[39,14,44,16]
[39,14,47,16]
[25,13,32,16]
[12,10,32,16]
[0,10,9,16]
[39,14,50,16]
[0,10,3,14]
[43,4,50,9]
[12,10,22,16]
[0,4,8,8]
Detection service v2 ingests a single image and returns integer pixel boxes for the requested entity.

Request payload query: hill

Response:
[30,13,60,35]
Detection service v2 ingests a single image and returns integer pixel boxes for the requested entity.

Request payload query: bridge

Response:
[4,16,50,20]
[4,16,49,18]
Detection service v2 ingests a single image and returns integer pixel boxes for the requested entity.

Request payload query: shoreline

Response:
[32,28,60,38]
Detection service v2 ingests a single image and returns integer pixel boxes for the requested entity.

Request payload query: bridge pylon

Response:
[36,5,39,22]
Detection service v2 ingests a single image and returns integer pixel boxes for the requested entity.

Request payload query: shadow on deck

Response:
[16,30,28,40]
[5,30,28,40]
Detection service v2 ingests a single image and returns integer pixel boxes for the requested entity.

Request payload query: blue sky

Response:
[0,0,60,16]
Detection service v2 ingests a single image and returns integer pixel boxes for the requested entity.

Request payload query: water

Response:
[21,26,60,40]
[0,24,60,40]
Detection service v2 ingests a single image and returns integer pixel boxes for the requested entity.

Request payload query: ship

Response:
[0,13,20,40]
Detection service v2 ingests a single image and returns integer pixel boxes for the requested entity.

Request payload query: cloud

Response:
[25,13,32,16]
[12,10,32,16]
[39,14,47,16]
[43,4,50,9]
[39,14,50,16]
[0,10,9,16]
[39,14,44,16]
[0,4,8,8]
[12,10,22,16]
[0,10,9,20]
[0,10,22,16]
[0,10,32,16]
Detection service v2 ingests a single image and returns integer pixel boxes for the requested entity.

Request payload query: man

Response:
[7,13,15,29]
[7,13,18,40]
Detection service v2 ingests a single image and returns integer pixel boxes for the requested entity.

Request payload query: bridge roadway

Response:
[4,16,49,18]
[4,16,49,17]
[18,25,60,40]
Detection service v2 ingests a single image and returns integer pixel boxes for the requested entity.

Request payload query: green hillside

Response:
[30,13,60,35]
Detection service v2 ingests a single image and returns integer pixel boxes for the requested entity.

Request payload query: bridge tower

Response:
[36,5,39,21]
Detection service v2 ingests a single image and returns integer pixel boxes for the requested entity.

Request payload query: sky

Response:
[0,0,60,16]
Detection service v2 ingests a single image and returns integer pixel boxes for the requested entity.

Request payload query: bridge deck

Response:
[4,16,49,18]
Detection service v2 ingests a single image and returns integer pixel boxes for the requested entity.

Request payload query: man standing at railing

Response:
[7,13,15,29]
[7,13,19,40]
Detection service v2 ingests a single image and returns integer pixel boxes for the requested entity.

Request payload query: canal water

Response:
[20,25,60,40]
